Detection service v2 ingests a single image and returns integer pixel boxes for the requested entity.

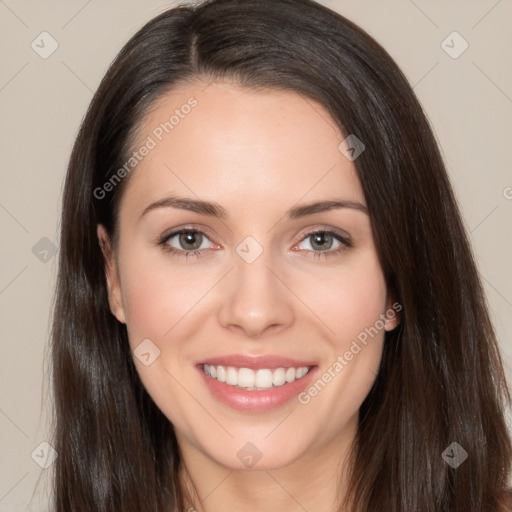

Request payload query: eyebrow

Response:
[139,195,369,221]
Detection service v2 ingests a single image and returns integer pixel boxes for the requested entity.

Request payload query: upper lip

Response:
[197,354,317,370]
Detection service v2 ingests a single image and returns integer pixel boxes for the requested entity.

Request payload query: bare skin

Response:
[98,80,399,512]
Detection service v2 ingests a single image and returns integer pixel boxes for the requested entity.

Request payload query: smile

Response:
[197,355,318,412]
[203,364,311,390]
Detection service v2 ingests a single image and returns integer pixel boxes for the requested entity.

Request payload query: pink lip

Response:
[197,354,316,370]
[196,355,318,413]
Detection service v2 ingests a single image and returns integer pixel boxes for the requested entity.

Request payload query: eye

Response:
[294,229,352,259]
[156,227,352,261]
[157,228,217,259]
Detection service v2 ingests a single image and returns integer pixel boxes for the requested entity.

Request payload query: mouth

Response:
[202,364,311,390]
[196,354,317,412]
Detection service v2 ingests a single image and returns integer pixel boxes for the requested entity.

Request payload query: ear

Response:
[97,224,126,324]
[384,293,401,332]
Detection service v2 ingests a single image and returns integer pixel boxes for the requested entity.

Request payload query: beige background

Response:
[0,0,511,510]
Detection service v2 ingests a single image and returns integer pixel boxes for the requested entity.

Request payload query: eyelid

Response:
[293,225,351,244]
[290,226,352,259]
[157,224,351,245]
[157,224,218,245]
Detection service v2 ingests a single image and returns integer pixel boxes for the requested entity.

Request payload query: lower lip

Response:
[197,366,317,413]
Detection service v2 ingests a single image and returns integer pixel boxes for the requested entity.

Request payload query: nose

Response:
[217,246,296,339]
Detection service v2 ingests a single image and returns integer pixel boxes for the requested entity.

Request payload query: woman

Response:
[50,0,512,510]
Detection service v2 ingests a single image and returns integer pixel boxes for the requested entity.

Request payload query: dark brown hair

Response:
[50,0,512,510]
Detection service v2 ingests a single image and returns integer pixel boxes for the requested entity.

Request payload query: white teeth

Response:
[255,369,273,389]
[226,366,238,385]
[296,367,308,379]
[238,368,255,388]
[216,365,226,382]
[272,368,286,386]
[203,364,311,390]
[285,367,296,382]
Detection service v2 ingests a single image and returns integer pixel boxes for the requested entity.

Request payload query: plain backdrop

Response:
[0,1,511,510]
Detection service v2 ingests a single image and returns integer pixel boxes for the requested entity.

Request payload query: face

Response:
[98,80,399,472]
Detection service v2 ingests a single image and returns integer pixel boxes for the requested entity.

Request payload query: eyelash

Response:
[156,227,352,261]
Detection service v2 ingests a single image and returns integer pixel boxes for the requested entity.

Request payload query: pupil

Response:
[312,232,332,250]
[180,232,201,250]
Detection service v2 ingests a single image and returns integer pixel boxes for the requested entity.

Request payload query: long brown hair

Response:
[50,0,512,510]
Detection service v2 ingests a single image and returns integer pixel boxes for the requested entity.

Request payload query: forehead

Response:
[121,80,365,215]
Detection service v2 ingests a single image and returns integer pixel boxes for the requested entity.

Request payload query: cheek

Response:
[292,255,387,434]
[119,251,209,347]
[116,250,208,430]
[294,252,388,344]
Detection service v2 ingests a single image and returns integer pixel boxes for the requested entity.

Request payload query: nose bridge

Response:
[217,235,295,337]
